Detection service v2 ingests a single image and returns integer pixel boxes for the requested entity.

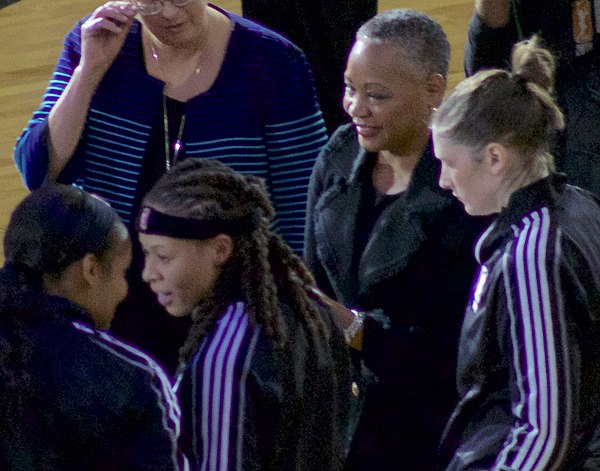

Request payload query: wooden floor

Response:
[0,0,473,264]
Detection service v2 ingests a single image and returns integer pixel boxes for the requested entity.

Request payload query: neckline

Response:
[138,6,236,101]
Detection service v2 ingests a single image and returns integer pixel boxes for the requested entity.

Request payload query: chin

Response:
[357,136,381,153]
[464,205,479,216]
[165,305,193,318]
[465,206,490,217]
[93,316,113,331]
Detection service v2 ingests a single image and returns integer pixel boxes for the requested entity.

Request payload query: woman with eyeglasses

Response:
[13,0,327,373]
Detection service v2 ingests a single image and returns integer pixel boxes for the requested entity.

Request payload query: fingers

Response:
[87,1,138,34]
[79,1,139,75]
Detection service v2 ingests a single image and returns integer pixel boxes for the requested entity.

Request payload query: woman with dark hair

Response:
[0,184,181,470]
[137,158,353,470]
[432,36,600,470]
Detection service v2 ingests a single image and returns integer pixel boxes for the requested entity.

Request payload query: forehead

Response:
[432,129,469,161]
[138,232,206,253]
[139,232,180,250]
[347,38,421,80]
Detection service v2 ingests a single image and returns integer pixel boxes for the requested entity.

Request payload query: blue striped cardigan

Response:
[14,5,328,253]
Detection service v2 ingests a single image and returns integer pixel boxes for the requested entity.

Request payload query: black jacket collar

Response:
[313,129,457,301]
[476,173,567,263]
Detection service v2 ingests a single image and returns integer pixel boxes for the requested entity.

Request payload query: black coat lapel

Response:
[313,169,365,305]
[357,141,452,294]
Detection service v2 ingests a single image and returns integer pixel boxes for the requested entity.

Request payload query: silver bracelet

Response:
[344,309,365,343]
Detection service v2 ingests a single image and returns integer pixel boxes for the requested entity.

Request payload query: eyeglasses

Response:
[131,0,196,16]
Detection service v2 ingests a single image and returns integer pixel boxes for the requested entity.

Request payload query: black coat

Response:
[305,124,489,470]
[0,290,181,470]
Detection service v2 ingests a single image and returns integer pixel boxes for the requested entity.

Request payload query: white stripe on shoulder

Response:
[71,321,181,439]
[474,220,497,264]
[495,208,567,470]
[195,302,257,471]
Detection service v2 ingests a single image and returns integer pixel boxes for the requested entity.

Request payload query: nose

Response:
[344,92,369,119]
[438,164,452,190]
[159,0,180,18]
[141,256,157,284]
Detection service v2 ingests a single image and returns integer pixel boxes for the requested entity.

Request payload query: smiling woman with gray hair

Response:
[304,9,489,470]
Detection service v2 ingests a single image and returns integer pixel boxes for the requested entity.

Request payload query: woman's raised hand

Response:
[79,1,138,81]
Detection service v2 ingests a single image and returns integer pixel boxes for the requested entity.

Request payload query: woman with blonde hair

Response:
[432,36,600,470]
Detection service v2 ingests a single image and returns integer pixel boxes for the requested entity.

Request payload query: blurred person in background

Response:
[465,0,600,196]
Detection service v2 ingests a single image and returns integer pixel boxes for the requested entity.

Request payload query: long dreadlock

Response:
[141,158,330,366]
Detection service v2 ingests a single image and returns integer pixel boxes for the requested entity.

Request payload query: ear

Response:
[483,142,510,176]
[81,253,103,287]
[425,73,446,108]
[211,234,233,266]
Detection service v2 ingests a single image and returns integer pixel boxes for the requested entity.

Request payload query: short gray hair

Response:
[357,9,450,79]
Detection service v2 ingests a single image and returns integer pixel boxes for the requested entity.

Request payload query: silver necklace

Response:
[151,44,186,172]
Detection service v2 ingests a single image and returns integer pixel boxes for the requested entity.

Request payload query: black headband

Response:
[136,206,261,240]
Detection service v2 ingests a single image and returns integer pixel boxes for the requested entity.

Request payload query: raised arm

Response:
[464,0,518,76]
[475,0,510,28]
[14,1,137,189]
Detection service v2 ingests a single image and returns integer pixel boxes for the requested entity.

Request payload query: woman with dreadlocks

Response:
[137,158,353,470]
[0,184,181,470]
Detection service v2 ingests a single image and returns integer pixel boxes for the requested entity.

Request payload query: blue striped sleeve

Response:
[261,42,328,253]
[14,19,85,190]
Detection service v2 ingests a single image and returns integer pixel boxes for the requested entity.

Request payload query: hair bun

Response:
[510,35,556,93]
